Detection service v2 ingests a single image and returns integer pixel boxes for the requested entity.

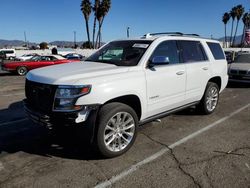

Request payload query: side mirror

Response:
[149,56,170,67]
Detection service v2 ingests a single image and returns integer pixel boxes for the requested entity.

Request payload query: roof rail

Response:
[142,32,200,38]
[183,33,200,37]
[149,32,183,36]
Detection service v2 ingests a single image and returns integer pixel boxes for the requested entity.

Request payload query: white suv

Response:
[24,33,228,157]
[0,49,16,59]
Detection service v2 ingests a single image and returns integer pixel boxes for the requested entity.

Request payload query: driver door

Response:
[145,40,186,117]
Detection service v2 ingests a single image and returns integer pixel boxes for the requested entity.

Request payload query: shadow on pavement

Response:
[0,101,25,124]
[174,107,200,116]
[227,81,250,88]
[0,101,101,160]
[0,71,16,76]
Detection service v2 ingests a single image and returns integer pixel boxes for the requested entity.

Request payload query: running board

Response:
[139,102,199,126]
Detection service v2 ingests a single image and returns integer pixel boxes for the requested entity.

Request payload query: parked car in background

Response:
[228,53,250,81]
[63,53,85,60]
[0,49,16,60]
[1,55,80,75]
[16,53,40,61]
[0,51,7,60]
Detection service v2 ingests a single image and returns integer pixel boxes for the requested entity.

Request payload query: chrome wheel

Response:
[17,66,27,76]
[206,86,218,112]
[104,112,135,152]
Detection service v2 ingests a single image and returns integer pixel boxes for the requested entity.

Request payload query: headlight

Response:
[53,85,91,111]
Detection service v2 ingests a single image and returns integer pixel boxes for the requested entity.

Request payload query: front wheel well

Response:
[103,95,142,120]
[208,76,221,91]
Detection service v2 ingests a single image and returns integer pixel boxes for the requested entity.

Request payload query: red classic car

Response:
[1,55,80,75]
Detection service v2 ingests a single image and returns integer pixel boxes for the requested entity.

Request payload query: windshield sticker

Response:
[133,44,149,48]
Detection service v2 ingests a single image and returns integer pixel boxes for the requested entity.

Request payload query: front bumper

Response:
[228,69,250,80]
[23,99,100,129]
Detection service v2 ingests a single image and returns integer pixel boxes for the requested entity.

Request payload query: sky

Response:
[0,0,249,43]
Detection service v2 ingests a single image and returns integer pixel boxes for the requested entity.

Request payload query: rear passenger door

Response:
[178,40,211,103]
[145,40,186,117]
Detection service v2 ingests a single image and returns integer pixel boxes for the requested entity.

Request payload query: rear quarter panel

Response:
[202,41,228,92]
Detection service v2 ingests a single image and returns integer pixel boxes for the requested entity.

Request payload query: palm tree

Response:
[222,12,230,48]
[92,0,99,48]
[81,0,92,48]
[232,5,245,46]
[95,0,111,48]
[229,6,237,46]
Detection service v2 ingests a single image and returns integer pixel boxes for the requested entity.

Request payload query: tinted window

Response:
[31,56,41,61]
[47,56,57,61]
[207,42,225,60]
[179,41,208,63]
[40,56,52,61]
[100,48,123,61]
[3,50,14,54]
[150,40,180,64]
[86,40,152,66]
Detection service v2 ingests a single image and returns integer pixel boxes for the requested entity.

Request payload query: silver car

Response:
[228,53,250,81]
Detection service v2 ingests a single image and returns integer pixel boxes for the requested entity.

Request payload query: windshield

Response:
[86,40,152,66]
[30,56,41,61]
[234,54,250,63]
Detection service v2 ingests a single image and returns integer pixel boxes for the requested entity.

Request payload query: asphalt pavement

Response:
[0,73,249,188]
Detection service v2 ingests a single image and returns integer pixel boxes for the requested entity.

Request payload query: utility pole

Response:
[127,27,130,38]
[73,31,76,48]
[24,31,28,48]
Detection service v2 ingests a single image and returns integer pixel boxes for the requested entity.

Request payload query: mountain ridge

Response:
[0,39,87,48]
[0,35,245,48]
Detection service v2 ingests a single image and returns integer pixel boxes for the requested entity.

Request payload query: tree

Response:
[92,0,100,48]
[81,0,92,48]
[95,0,111,48]
[229,6,237,46]
[39,42,48,49]
[222,12,230,48]
[82,41,93,49]
[232,5,244,46]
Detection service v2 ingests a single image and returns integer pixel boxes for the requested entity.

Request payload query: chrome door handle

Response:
[176,71,185,75]
[202,67,209,70]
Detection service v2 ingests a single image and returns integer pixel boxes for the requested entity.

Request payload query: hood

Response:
[229,62,250,70]
[26,61,129,85]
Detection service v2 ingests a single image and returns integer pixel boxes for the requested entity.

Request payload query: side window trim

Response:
[176,40,184,63]
[199,42,209,61]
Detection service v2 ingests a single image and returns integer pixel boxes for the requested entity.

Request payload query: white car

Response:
[228,53,250,81]
[24,32,228,158]
[16,53,40,61]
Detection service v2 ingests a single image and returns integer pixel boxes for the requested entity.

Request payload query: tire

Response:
[197,82,219,115]
[96,102,138,158]
[17,66,28,76]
